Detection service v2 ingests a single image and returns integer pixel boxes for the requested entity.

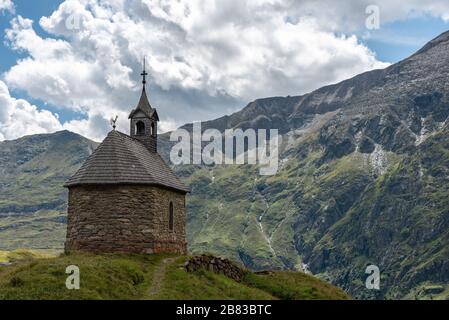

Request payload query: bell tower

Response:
[129,58,159,153]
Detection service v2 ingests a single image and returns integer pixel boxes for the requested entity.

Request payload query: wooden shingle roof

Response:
[64,130,189,193]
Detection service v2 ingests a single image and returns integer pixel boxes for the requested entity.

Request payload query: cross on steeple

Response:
[141,56,148,86]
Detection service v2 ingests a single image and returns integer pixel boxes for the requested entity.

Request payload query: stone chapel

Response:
[64,63,189,254]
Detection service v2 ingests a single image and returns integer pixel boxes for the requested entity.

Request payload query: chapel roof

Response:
[64,130,189,193]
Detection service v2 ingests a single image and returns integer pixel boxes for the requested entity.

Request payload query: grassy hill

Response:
[0,249,59,263]
[0,251,349,300]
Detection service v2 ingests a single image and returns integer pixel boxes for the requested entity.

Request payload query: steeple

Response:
[131,57,155,118]
[129,57,159,153]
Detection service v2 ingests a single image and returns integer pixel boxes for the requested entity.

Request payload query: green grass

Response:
[0,249,58,263]
[0,252,165,300]
[242,271,351,300]
[0,252,349,300]
[156,257,275,300]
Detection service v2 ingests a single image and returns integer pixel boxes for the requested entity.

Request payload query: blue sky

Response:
[0,0,82,123]
[362,16,449,62]
[0,0,63,70]
[1,0,449,141]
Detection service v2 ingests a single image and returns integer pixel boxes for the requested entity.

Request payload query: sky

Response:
[0,0,449,142]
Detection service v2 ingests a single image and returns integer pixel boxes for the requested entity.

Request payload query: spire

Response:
[129,57,160,153]
[128,57,159,121]
[137,56,151,111]
[136,56,151,113]
[141,56,148,86]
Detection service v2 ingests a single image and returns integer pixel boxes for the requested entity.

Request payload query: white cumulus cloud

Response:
[4,0,448,141]
[0,80,63,141]
[0,0,14,13]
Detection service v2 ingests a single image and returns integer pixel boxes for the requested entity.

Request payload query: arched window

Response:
[136,121,145,135]
[151,122,156,136]
[169,201,174,231]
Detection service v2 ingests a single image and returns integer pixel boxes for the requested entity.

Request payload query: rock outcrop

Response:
[185,255,246,282]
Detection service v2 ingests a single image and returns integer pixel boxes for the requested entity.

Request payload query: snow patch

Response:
[354,131,362,152]
[370,144,388,175]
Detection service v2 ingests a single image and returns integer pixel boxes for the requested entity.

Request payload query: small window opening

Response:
[151,122,156,136]
[136,121,145,135]
[169,202,174,231]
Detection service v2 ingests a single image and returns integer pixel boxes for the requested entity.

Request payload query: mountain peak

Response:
[414,29,449,56]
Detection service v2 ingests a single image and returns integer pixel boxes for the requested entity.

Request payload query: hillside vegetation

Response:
[0,251,349,300]
[0,249,59,264]
[0,130,97,250]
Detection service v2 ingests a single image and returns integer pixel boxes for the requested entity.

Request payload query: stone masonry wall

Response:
[65,184,186,254]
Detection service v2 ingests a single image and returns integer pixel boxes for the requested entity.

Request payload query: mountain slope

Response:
[0,130,98,249]
[159,31,449,299]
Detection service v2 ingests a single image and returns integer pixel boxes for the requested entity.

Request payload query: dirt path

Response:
[143,257,177,299]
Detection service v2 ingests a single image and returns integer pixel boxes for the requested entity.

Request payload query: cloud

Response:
[277,0,449,31]
[0,0,14,14]
[0,80,63,141]
[6,0,447,141]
